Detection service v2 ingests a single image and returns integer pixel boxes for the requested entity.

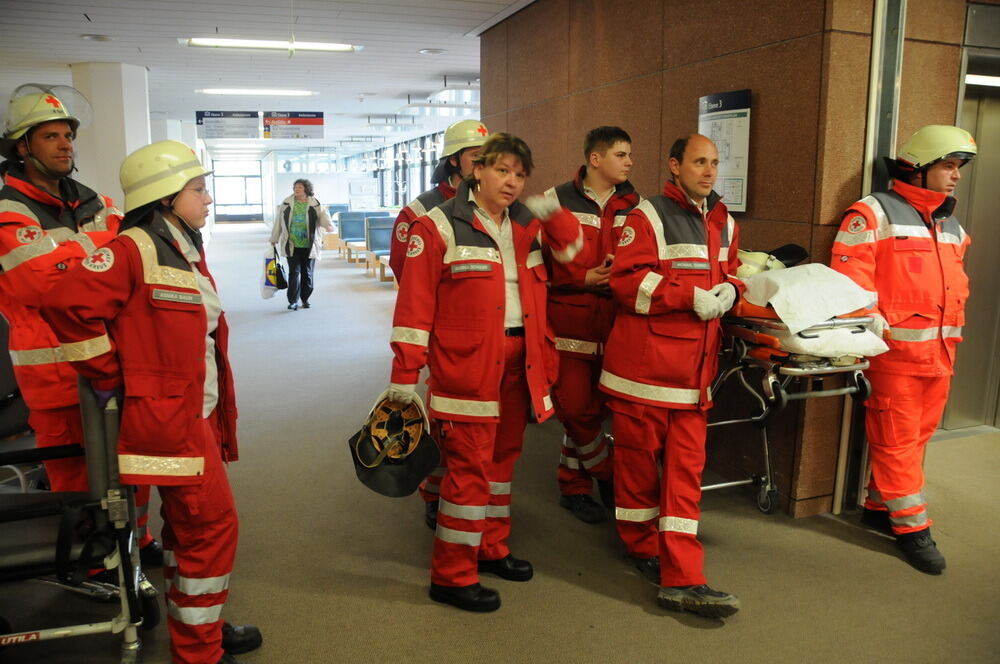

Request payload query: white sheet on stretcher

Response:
[742,264,876,334]
[770,326,888,358]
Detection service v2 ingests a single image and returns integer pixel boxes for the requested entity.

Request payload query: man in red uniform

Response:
[600,134,742,618]
[0,85,161,563]
[542,126,640,523]
[389,119,489,530]
[831,125,977,575]
[387,133,583,612]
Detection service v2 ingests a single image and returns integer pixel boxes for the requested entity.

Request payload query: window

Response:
[212,160,263,221]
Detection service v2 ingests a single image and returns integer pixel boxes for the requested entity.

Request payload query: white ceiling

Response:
[0,0,528,157]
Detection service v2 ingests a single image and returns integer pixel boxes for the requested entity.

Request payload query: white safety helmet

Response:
[1,84,92,163]
[895,125,977,172]
[431,119,489,184]
[119,140,211,213]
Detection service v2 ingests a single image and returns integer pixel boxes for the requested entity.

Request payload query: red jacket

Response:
[41,214,238,485]
[389,180,456,282]
[0,165,120,410]
[543,167,640,357]
[830,178,969,376]
[600,181,742,410]
[390,180,583,423]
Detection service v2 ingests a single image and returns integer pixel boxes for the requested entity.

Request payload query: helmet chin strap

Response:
[22,141,74,181]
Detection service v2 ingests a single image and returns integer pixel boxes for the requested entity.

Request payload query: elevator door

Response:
[941,89,1000,429]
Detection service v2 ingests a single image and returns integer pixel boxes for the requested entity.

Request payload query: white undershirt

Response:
[469,191,523,328]
[583,184,614,211]
[166,223,221,418]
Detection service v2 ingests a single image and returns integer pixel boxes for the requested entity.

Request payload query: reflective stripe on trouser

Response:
[863,371,950,535]
[431,336,530,586]
[29,406,156,545]
[608,398,708,587]
[160,416,238,664]
[418,465,446,503]
[552,353,612,494]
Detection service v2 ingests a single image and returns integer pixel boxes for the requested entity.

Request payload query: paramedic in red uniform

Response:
[41,140,262,664]
[600,134,742,618]
[389,119,489,529]
[387,133,583,612]
[830,125,977,575]
[542,126,640,524]
[0,85,161,563]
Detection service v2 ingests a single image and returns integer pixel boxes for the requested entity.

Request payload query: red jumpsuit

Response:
[600,181,742,587]
[0,166,157,544]
[389,179,457,504]
[542,167,639,495]
[42,213,240,664]
[390,180,582,586]
[831,178,969,535]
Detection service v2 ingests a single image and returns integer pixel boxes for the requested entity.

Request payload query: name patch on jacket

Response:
[451,262,493,275]
[672,260,711,270]
[152,288,202,304]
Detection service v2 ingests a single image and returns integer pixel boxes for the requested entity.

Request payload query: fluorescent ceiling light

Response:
[196,88,314,96]
[186,37,360,52]
[965,74,1000,87]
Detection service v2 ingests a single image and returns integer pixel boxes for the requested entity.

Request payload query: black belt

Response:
[504,327,525,337]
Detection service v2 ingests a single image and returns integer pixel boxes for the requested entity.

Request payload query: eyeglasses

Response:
[182,186,211,197]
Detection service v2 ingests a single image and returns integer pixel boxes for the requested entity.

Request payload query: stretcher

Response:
[0,380,158,662]
[704,299,873,513]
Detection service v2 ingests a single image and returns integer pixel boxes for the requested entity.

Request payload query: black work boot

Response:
[424,501,439,531]
[429,583,501,612]
[896,528,946,574]
[222,623,263,654]
[478,554,533,581]
[596,478,615,509]
[657,584,740,618]
[860,508,893,536]
[217,654,240,664]
[558,493,607,524]
[628,556,660,586]
[139,539,165,567]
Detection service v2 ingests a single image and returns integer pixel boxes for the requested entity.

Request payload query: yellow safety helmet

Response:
[4,91,80,141]
[895,125,977,172]
[119,140,211,213]
[432,119,489,183]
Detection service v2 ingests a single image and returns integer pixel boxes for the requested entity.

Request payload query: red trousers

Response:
[160,415,239,664]
[30,405,153,546]
[608,398,707,587]
[551,354,612,494]
[417,465,445,503]
[863,371,950,535]
[431,336,530,587]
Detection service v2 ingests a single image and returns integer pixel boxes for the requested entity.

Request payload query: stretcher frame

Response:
[704,315,873,513]
[0,380,158,663]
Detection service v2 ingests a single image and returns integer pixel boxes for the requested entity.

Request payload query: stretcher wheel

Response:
[757,486,778,514]
[769,381,787,413]
[853,374,872,401]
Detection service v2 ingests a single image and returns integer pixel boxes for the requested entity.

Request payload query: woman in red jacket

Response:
[41,140,260,664]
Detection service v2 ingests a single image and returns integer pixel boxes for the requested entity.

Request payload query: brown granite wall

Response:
[481,0,973,516]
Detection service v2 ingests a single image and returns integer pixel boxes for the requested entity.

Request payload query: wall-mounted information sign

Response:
[195,111,261,139]
[697,89,751,212]
[263,112,325,139]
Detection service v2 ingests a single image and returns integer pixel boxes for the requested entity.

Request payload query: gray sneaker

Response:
[657,584,740,618]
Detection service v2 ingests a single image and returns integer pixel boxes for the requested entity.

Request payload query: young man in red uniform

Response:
[387,133,583,612]
[388,119,489,530]
[830,125,977,575]
[0,86,162,563]
[600,134,742,618]
[542,126,640,524]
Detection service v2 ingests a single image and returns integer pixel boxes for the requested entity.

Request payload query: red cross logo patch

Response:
[82,247,114,272]
[846,215,867,234]
[16,226,42,244]
[618,226,635,247]
[476,124,488,136]
[406,235,424,258]
[395,222,410,244]
[44,95,61,108]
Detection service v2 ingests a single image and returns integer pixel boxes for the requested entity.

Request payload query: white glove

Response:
[867,313,889,339]
[693,286,725,321]
[523,195,561,221]
[386,383,416,405]
[710,282,737,313]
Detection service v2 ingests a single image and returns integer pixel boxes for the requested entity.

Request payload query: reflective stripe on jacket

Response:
[830,178,969,376]
[389,179,583,423]
[600,181,742,410]
[389,180,456,282]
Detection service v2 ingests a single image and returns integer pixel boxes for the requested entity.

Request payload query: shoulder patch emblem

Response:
[83,247,114,272]
[406,235,424,258]
[395,222,410,244]
[618,226,636,247]
[16,226,43,244]
[847,216,867,234]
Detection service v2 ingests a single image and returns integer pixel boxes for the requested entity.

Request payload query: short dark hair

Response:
[472,132,534,176]
[293,178,314,197]
[584,126,631,161]
[668,135,695,164]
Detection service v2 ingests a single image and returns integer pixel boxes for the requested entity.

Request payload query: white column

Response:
[150,118,182,142]
[70,62,150,205]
